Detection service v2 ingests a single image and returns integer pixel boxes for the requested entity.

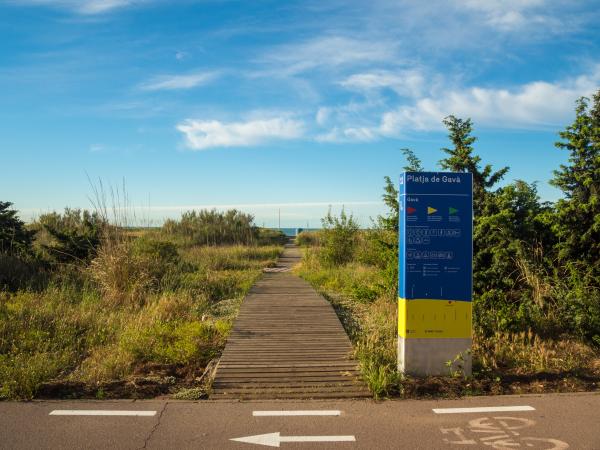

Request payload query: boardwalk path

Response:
[211,243,370,399]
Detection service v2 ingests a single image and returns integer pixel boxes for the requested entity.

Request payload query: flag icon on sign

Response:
[449,207,458,215]
[427,207,437,215]
[407,207,417,215]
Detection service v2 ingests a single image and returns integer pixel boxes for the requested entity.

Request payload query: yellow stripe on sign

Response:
[398,298,472,339]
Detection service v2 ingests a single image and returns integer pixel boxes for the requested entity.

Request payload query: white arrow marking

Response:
[231,432,355,447]
[433,406,535,414]
[253,410,341,416]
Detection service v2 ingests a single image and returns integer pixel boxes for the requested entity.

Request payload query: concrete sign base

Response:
[398,337,472,377]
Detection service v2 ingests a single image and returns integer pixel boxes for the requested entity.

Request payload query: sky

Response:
[1,0,599,227]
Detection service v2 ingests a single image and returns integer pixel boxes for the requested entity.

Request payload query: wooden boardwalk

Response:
[210,244,370,400]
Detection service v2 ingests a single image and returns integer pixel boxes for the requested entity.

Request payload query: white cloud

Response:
[315,107,330,126]
[315,65,600,141]
[340,70,425,98]
[89,144,104,152]
[457,0,550,30]
[378,66,600,135]
[258,36,397,77]
[316,126,377,143]
[177,117,305,150]
[140,71,217,91]
[11,0,139,14]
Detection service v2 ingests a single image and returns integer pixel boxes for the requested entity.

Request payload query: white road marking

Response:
[49,410,157,416]
[231,432,355,447]
[433,406,535,414]
[253,410,341,417]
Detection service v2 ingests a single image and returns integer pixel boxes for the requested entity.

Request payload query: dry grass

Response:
[474,330,598,375]
[0,232,282,400]
[89,242,154,307]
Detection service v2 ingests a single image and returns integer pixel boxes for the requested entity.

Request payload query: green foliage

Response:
[0,201,34,256]
[257,228,288,245]
[401,148,424,172]
[473,181,555,334]
[551,94,600,275]
[319,208,359,266]
[379,177,399,232]
[295,230,321,246]
[36,209,106,263]
[163,209,258,246]
[439,115,509,214]
[120,320,229,366]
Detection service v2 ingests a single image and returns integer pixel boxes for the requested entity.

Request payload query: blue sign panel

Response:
[399,172,473,302]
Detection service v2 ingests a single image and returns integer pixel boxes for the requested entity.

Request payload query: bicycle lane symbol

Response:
[440,416,569,449]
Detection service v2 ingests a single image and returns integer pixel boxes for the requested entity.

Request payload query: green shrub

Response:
[120,320,229,366]
[295,230,321,247]
[33,208,106,263]
[0,201,34,256]
[163,209,258,246]
[257,228,288,245]
[319,209,358,266]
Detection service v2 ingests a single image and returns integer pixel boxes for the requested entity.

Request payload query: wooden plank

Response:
[210,243,369,400]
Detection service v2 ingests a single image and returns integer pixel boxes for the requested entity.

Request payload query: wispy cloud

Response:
[457,0,550,30]
[9,0,141,14]
[339,70,425,98]
[177,117,305,150]
[316,126,377,143]
[139,71,218,91]
[257,36,397,77]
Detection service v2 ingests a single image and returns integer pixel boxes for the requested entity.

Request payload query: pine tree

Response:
[0,201,34,255]
[551,93,600,271]
[439,115,509,214]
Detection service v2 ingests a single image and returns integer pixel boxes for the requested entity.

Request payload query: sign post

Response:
[398,172,473,376]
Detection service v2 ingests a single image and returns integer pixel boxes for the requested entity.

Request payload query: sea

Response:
[276,227,320,237]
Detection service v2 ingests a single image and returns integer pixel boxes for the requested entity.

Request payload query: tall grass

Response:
[0,226,282,399]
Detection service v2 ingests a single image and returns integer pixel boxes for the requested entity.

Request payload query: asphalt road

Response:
[1,393,599,449]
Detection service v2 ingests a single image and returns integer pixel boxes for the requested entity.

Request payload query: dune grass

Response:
[0,231,281,400]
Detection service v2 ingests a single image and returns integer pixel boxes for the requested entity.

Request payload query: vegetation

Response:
[297,92,600,398]
[0,207,282,400]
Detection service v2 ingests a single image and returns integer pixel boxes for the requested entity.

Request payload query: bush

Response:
[34,209,106,263]
[257,228,288,245]
[295,230,321,247]
[163,209,258,246]
[0,201,34,256]
[319,209,358,266]
[0,254,47,291]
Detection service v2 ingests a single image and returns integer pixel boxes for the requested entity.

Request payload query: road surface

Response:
[1,392,599,449]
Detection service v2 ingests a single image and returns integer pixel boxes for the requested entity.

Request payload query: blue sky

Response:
[1,0,599,227]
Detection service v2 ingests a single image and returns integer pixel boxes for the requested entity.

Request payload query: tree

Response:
[0,201,34,255]
[401,148,424,172]
[439,115,509,214]
[378,148,424,232]
[550,93,600,271]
